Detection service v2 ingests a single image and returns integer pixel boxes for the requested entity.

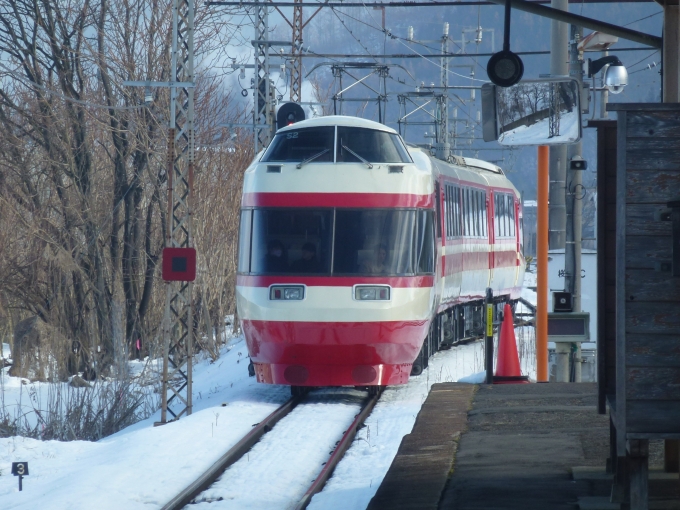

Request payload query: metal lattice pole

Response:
[160,0,195,423]
[290,0,303,102]
[440,23,449,146]
[254,0,273,151]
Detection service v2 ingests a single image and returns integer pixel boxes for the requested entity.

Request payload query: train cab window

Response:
[336,127,411,164]
[334,209,418,275]
[415,210,435,274]
[262,127,335,163]
[238,210,253,273]
[248,209,333,274]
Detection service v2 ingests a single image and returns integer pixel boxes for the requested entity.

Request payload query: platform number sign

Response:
[11,462,29,491]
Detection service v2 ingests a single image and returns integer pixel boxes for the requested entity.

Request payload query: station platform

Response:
[367,382,680,510]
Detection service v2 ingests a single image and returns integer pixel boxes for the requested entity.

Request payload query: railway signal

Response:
[276,102,306,129]
[162,248,197,282]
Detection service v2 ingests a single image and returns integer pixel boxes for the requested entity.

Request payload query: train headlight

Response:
[270,285,305,300]
[354,285,390,301]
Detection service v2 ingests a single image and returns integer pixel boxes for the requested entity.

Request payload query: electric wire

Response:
[622,11,662,27]
[330,5,489,82]
[625,50,660,73]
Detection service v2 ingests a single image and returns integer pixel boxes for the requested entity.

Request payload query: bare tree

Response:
[0,0,251,378]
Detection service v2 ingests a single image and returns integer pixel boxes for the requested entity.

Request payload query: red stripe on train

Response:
[242,319,429,364]
[242,192,433,208]
[442,250,518,274]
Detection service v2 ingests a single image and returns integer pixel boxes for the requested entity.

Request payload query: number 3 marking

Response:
[17,464,25,475]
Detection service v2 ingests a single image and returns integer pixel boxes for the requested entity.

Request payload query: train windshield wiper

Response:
[342,145,373,169]
[296,148,330,169]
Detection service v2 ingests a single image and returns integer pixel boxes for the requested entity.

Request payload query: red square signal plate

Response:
[162,247,197,282]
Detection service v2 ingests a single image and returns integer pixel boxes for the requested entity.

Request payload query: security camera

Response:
[603,63,628,94]
[587,56,628,94]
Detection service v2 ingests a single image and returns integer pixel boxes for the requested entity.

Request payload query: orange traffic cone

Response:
[494,304,530,384]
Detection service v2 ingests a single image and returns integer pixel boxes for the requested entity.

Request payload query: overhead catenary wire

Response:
[331,5,489,82]
[625,50,660,73]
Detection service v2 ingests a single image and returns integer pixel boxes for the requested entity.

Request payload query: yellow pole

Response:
[536,145,549,382]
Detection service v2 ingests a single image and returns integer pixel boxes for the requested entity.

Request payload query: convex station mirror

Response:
[482,78,582,146]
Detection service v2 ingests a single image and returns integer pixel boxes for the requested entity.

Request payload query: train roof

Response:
[406,144,504,175]
[448,154,504,175]
[275,115,398,134]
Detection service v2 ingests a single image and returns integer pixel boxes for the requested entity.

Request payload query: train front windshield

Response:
[238,209,434,276]
[261,126,411,164]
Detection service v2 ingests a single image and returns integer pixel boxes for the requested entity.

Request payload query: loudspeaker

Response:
[553,291,573,312]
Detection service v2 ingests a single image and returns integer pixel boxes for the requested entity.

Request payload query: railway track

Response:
[161,388,381,510]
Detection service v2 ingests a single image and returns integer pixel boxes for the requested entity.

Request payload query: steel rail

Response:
[293,390,383,510]
[160,396,302,510]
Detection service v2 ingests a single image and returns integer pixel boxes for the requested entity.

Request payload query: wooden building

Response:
[593,104,680,509]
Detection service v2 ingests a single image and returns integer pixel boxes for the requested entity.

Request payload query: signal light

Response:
[276,102,305,130]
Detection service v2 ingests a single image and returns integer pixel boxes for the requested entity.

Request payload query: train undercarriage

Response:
[410,297,522,376]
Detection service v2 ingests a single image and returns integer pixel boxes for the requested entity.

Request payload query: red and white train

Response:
[236,115,524,391]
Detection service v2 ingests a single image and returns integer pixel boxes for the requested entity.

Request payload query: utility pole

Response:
[123,0,196,423]
[549,0,568,251]
[438,23,451,160]
[549,0,569,383]
[254,0,274,150]
[401,24,457,159]
[557,24,585,384]
[290,0,303,102]
[162,0,195,422]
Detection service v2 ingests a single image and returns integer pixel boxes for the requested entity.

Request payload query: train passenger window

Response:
[477,191,484,237]
[481,191,489,237]
[262,127,334,163]
[464,188,471,237]
[336,127,411,164]
[444,185,453,239]
[473,191,480,237]
[519,210,524,254]
[508,195,516,237]
[461,189,465,236]
[494,195,500,237]
[444,184,461,239]
[333,209,416,275]
[494,193,516,238]
[452,186,461,237]
[249,209,333,274]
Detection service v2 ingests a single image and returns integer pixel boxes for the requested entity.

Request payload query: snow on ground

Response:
[0,340,290,509]
[193,388,365,509]
[1,276,538,510]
